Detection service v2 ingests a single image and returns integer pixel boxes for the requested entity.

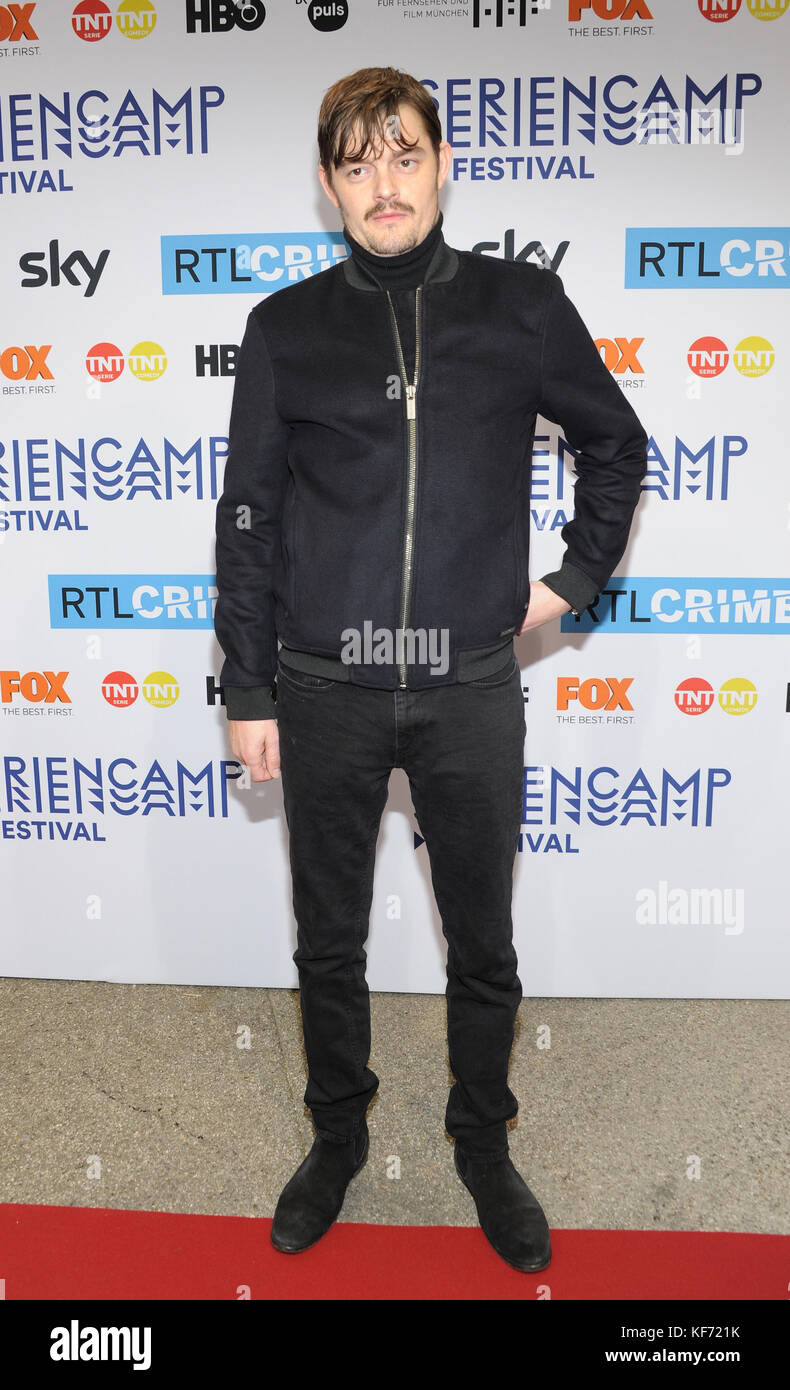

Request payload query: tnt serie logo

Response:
[102,669,179,707]
[687,336,774,378]
[674,677,758,715]
[0,3,38,42]
[85,342,167,383]
[1,670,71,714]
[186,0,266,32]
[72,1,157,41]
[595,337,645,388]
[698,0,787,20]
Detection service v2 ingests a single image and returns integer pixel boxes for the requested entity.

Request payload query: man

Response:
[214,66,648,1274]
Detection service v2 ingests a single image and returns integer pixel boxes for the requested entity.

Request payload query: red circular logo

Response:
[674,678,715,715]
[687,337,729,378]
[86,342,125,383]
[102,671,139,707]
[698,0,741,20]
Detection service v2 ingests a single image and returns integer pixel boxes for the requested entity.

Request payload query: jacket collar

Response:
[341,230,459,291]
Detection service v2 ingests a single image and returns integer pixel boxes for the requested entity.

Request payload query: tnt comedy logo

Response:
[674,676,758,714]
[626,230,790,288]
[71,1,157,41]
[687,335,774,377]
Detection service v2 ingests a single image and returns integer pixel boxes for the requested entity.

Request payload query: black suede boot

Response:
[454,1145,552,1273]
[270,1125,369,1253]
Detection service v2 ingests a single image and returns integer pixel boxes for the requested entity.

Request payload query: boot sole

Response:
[270,1134,370,1254]
[454,1150,552,1274]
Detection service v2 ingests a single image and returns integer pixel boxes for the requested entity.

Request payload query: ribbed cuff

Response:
[223,685,277,721]
[539,561,599,616]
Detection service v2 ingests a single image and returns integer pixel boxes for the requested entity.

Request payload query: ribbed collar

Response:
[342,210,445,291]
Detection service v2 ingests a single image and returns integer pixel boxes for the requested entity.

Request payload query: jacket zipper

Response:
[386,285,422,688]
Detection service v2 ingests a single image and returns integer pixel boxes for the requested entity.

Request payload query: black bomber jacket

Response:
[214,226,649,721]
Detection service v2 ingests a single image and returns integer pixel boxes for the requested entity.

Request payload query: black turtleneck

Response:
[342,211,444,380]
[342,209,444,291]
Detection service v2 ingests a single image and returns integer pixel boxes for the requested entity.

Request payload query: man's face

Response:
[318,103,452,256]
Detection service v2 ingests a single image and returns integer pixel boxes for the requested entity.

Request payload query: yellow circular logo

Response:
[746,0,788,17]
[128,341,167,382]
[117,0,157,39]
[733,336,774,378]
[142,671,179,708]
[718,677,758,716]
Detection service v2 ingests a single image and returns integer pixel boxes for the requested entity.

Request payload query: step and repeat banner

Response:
[2,0,788,997]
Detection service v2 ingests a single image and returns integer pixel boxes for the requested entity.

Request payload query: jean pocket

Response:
[276,661,337,691]
[465,655,519,689]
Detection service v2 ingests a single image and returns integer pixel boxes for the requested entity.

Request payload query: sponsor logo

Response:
[1,670,70,706]
[0,3,38,42]
[71,0,158,41]
[569,0,652,15]
[19,242,109,297]
[687,335,774,377]
[161,233,348,294]
[195,344,238,376]
[473,232,570,271]
[101,671,139,706]
[49,575,217,628]
[1,344,53,381]
[141,670,179,707]
[674,676,758,714]
[556,676,634,709]
[626,229,790,288]
[84,342,167,383]
[472,0,551,27]
[186,0,266,32]
[562,579,790,633]
[699,0,788,18]
[307,0,347,30]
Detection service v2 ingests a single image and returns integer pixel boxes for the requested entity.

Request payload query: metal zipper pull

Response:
[405,385,416,419]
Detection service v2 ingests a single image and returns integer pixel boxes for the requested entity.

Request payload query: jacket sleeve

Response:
[214,308,289,722]
[536,271,648,615]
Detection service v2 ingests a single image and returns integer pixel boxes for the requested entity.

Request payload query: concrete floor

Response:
[0,978,787,1235]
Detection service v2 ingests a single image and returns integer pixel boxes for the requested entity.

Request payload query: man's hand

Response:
[518,579,572,635]
[228,718,280,782]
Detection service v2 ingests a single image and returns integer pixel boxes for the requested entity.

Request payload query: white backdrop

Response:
[2,0,789,997]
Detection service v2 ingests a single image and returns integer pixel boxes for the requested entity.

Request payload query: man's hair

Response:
[318,66,442,181]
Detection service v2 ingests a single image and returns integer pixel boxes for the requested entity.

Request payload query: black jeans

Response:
[275,651,526,1160]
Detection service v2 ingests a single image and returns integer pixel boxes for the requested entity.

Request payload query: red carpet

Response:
[1,1203,786,1299]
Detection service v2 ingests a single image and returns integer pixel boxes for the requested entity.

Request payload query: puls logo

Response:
[85,342,167,383]
[687,336,774,378]
[19,242,109,297]
[161,233,348,295]
[71,0,157,41]
[675,676,758,715]
[186,0,265,31]
[626,229,790,289]
[307,0,347,30]
[0,3,38,44]
[698,0,787,21]
[49,576,217,628]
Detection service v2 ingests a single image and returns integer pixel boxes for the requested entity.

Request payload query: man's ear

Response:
[318,164,339,209]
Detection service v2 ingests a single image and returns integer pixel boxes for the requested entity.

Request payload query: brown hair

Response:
[318,66,442,181]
